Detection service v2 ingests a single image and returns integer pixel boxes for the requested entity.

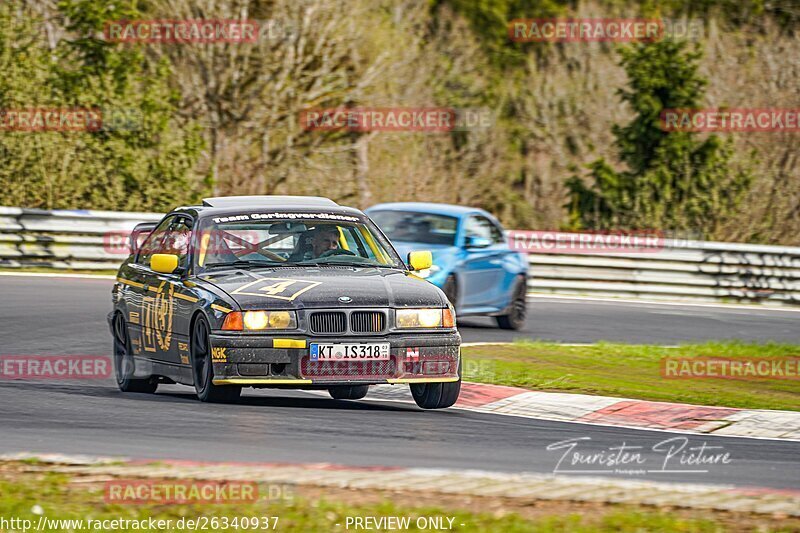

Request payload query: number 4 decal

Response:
[259,280,296,295]
[231,277,322,301]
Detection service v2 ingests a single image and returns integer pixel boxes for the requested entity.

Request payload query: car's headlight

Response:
[396,308,455,328]
[416,264,441,279]
[222,310,297,331]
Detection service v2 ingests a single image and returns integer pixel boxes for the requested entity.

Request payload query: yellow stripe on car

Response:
[387,377,460,384]
[198,231,211,267]
[337,227,350,251]
[358,226,390,263]
[273,338,306,349]
[116,277,144,289]
[212,378,313,385]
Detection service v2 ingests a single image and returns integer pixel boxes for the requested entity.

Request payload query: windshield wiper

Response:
[204,260,278,270]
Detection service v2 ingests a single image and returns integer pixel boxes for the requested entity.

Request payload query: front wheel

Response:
[112,313,158,393]
[410,367,461,410]
[410,381,461,409]
[191,316,241,403]
[328,385,369,400]
[496,277,527,330]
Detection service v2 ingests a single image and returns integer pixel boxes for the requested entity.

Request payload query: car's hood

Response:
[199,267,446,310]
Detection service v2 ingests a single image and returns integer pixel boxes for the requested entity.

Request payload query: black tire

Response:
[191,316,241,403]
[328,385,369,400]
[112,313,158,393]
[496,277,527,330]
[410,361,461,409]
[442,275,457,307]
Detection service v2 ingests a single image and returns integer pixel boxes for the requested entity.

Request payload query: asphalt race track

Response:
[1,275,799,352]
[459,298,800,344]
[0,274,799,490]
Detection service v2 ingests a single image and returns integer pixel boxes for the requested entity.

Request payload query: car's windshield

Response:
[195,212,404,272]
[369,210,458,246]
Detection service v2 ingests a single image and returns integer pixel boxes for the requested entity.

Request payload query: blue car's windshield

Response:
[369,211,458,246]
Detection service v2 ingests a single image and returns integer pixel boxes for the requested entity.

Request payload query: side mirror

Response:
[151,253,179,274]
[130,222,157,254]
[407,250,433,271]
[465,235,492,249]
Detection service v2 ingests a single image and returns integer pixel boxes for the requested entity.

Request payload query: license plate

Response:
[310,343,390,361]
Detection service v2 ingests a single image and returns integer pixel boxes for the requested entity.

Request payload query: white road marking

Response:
[0,272,116,280]
[528,293,800,313]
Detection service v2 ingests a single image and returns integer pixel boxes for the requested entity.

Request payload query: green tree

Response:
[0,1,202,212]
[566,39,752,236]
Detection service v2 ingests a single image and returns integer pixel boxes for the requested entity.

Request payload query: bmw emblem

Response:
[338,296,353,304]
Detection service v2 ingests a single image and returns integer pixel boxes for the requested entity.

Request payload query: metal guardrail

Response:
[0,207,161,271]
[1,207,798,305]
[510,230,800,305]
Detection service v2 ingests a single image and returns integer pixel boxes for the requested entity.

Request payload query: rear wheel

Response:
[328,385,369,400]
[112,313,158,393]
[410,361,461,409]
[191,316,241,403]
[496,277,526,330]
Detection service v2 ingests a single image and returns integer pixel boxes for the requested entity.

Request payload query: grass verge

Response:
[462,341,800,411]
[1,464,797,532]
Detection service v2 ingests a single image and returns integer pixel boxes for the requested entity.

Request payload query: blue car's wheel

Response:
[496,277,526,330]
[443,275,457,307]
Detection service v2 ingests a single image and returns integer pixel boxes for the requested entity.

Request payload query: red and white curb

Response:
[3,453,799,516]
[357,382,800,441]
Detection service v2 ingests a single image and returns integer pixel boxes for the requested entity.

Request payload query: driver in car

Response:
[289,225,342,261]
[310,226,340,257]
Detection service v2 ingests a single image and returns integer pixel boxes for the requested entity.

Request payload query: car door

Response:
[125,215,174,360]
[152,215,196,366]
[130,215,194,366]
[459,215,506,310]
[484,217,521,308]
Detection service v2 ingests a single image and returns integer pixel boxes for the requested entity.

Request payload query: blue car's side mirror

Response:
[465,235,492,249]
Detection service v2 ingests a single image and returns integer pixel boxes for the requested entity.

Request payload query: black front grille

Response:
[309,311,347,334]
[350,311,386,333]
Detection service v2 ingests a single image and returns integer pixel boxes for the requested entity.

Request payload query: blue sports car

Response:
[366,203,529,330]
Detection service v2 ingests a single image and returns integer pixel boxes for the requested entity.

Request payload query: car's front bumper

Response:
[208,331,461,387]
